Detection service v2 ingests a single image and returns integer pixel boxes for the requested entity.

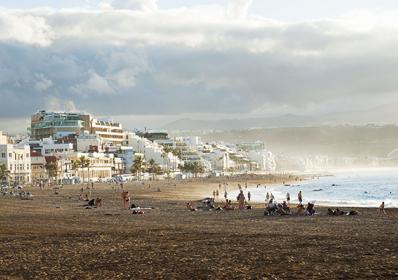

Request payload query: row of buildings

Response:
[0,111,277,185]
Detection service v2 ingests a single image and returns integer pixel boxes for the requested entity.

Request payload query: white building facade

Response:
[0,144,31,183]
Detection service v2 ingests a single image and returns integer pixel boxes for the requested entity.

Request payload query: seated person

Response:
[281,201,291,214]
[95,198,103,208]
[327,208,336,216]
[296,204,305,216]
[305,202,315,216]
[265,199,278,216]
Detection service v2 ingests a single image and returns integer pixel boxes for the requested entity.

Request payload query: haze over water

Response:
[231,168,398,207]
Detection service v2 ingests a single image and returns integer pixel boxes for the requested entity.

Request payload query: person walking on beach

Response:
[237,190,246,210]
[248,191,251,202]
[213,190,216,200]
[270,193,274,201]
[378,201,387,215]
[286,193,290,204]
[266,192,270,201]
[224,190,228,200]
[298,191,303,204]
[216,189,219,200]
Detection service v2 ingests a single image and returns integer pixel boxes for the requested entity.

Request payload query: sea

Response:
[226,168,398,208]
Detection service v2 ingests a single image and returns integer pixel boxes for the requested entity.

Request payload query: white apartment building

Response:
[0,131,7,145]
[126,132,182,170]
[0,144,31,183]
[20,137,74,156]
[247,150,277,172]
[90,119,124,146]
[67,152,124,182]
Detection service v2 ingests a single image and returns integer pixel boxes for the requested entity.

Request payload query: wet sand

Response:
[0,178,397,279]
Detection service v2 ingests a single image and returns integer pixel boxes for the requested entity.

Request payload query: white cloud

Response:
[0,11,53,46]
[34,73,53,92]
[85,70,115,94]
[226,0,253,20]
[112,0,158,11]
[0,4,398,127]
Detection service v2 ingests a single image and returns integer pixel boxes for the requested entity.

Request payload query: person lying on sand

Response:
[186,202,197,212]
[328,208,358,216]
[86,198,103,208]
[223,200,235,210]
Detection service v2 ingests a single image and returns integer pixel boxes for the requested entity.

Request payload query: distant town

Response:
[0,110,279,186]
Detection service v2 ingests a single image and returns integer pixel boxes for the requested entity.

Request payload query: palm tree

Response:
[0,164,10,184]
[76,156,91,183]
[131,155,144,180]
[45,160,59,185]
[148,158,161,181]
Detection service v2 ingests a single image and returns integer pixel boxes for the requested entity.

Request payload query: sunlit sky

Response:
[1,0,398,132]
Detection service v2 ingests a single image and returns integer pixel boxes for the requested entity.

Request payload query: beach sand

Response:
[0,177,397,279]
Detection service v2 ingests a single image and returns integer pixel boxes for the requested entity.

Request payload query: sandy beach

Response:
[0,177,397,279]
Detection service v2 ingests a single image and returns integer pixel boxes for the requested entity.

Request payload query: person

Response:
[223,200,234,210]
[219,183,221,190]
[265,199,277,216]
[270,193,274,200]
[216,189,219,200]
[95,198,103,207]
[224,190,228,200]
[186,202,196,211]
[121,191,130,209]
[248,191,251,202]
[296,204,305,216]
[286,193,290,204]
[281,201,290,214]
[237,190,246,210]
[266,192,270,201]
[91,182,94,189]
[298,191,303,204]
[305,202,315,216]
[213,190,216,200]
[379,201,387,215]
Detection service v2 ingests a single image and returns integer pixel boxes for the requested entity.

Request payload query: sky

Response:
[1,0,398,132]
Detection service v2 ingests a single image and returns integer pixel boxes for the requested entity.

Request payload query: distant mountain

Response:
[163,114,316,131]
[163,103,398,131]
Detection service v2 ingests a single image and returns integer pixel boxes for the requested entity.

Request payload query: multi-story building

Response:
[21,137,74,156]
[67,152,124,182]
[0,144,31,183]
[31,111,91,140]
[90,119,124,146]
[31,111,125,147]
[0,131,8,144]
[30,151,47,184]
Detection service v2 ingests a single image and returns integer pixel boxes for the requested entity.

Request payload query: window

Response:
[8,153,12,158]
[1,153,5,158]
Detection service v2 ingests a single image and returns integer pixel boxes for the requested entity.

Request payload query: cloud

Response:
[112,0,157,11]
[34,73,53,92]
[226,0,253,19]
[0,4,398,131]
